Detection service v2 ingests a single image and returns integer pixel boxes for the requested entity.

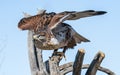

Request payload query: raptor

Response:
[18,10,107,56]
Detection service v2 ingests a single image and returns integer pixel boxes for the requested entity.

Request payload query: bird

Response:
[18,10,107,57]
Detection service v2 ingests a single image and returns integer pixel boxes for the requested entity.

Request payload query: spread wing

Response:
[59,10,107,20]
[48,10,107,29]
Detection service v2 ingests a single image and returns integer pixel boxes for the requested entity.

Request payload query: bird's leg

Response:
[63,46,67,53]
[62,46,67,60]
[56,47,67,60]
[51,48,66,60]
[52,49,58,56]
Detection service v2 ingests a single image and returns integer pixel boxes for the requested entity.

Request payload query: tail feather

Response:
[73,32,90,43]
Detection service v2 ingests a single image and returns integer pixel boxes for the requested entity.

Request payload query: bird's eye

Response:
[22,19,26,23]
[20,18,27,24]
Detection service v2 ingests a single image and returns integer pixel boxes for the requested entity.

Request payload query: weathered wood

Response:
[60,63,115,75]
[85,51,105,75]
[28,31,48,75]
[83,64,116,75]
[60,62,73,71]
[28,30,39,75]
[36,48,49,75]
[72,49,85,75]
[49,56,61,75]
[98,66,116,75]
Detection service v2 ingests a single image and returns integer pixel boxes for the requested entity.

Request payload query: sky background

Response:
[0,0,120,75]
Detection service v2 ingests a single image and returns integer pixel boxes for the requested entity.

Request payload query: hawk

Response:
[18,10,107,55]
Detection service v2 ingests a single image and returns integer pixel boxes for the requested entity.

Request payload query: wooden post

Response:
[85,51,105,75]
[49,56,61,75]
[28,30,39,75]
[72,49,85,75]
[28,31,48,75]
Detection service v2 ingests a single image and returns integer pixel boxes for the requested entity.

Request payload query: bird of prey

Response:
[18,10,107,56]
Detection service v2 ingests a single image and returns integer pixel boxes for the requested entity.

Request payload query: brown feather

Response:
[18,10,106,51]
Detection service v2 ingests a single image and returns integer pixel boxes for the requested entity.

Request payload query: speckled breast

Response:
[34,40,66,50]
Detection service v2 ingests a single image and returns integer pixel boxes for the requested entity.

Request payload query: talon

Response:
[63,55,66,61]
[53,52,66,60]
[60,53,66,61]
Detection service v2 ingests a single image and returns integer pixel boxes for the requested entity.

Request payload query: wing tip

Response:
[96,11,107,15]
[85,39,90,42]
[84,10,107,15]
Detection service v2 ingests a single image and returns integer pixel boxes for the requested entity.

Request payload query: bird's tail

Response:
[73,32,90,43]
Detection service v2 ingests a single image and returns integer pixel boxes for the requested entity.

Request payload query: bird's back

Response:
[34,23,90,50]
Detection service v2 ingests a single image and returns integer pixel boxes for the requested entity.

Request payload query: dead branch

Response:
[85,51,105,75]
[72,49,85,75]
[28,30,39,75]
[49,56,61,75]
[60,63,115,75]
[28,31,48,75]
[59,62,73,71]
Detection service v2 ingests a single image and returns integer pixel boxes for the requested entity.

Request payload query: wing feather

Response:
[49,10,107,29]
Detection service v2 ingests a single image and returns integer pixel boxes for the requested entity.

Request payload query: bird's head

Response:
[18,11,56,31]
[18,13,45,31]
[18,17,31,30]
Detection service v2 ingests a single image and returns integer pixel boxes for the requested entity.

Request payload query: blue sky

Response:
[0,0,120,75]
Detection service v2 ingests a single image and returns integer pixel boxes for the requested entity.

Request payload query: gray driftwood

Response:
[28,30,115,75]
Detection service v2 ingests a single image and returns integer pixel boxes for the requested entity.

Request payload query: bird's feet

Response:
[52,51,66,60]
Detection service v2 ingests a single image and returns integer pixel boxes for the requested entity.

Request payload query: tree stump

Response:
[28,30,115,75]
